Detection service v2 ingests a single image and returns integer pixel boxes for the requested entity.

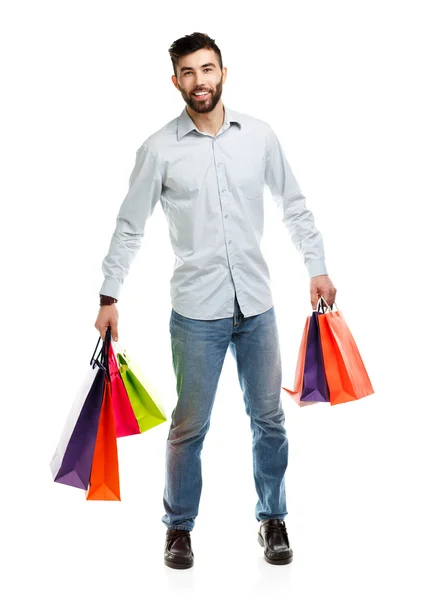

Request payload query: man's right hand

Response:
[95,304,119,342]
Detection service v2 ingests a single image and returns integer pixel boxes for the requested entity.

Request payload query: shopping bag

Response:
[114,342,167,432]
[53,332,108,489]
[86,377,121,501]
[50,365,98,480]
[318,301,375,405]
[282,316,320,407]
[300,308,330,403]
[107,340,140,438]
[54,368,106,489]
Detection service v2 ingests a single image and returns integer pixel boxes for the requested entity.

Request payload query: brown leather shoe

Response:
[258,518,293,565]
[164,529,194,569]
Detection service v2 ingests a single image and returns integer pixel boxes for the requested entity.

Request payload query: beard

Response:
[178,77,223,114]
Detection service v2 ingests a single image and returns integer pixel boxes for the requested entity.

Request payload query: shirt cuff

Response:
[99,279,121,300]
[307,259,329,279]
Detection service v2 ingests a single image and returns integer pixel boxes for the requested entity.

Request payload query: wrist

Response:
[99,294,118,307]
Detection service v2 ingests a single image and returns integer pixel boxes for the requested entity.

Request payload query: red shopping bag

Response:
[86,366,121,501]
[318,302,374,405]
[107,341,140,438]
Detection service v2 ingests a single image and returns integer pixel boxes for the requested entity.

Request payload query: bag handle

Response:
[317,295,338,313]
[90,335,104,370]
[90,327,112,380]
[111,338,128,358]
[101,327,112,380]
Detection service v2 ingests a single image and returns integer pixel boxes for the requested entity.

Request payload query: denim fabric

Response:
[161,294,288,531]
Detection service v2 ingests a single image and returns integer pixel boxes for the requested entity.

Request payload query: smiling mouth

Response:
[193,91,210,99]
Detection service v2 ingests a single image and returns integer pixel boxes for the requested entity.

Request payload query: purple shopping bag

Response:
[54,331,111,490]
[300,307,330,403]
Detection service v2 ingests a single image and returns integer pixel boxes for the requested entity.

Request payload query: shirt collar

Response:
[177,103,241,140]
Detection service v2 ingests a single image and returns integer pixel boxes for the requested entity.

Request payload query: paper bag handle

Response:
[318,295,338,313]
[90,326,112,379]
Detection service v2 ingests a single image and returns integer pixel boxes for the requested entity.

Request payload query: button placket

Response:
[213,143,236,282]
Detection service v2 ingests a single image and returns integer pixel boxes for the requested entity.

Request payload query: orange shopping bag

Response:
[282,316,321,407]
[318,300,375,405]
[86,377,121,501]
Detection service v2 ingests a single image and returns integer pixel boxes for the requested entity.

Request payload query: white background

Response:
[1,1,421,598]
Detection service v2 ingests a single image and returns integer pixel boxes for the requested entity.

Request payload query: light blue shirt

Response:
[99,104,328,319]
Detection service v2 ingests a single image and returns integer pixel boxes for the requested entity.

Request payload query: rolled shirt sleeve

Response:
[264,126,328,278]
[99,143,162,299]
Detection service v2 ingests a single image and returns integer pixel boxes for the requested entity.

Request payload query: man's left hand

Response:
[310,274,337,310]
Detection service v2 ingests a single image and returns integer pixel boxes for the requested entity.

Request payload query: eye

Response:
[184,68,212,76]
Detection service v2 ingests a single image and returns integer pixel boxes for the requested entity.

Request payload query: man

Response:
[95,32,337,570]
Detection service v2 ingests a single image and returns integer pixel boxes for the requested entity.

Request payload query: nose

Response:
[194,77,207,89]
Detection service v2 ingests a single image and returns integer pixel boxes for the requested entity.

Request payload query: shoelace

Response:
[166,529,191,543]
[263,521,288,534]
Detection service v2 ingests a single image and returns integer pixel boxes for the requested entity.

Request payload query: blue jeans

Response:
[161,294,288,531]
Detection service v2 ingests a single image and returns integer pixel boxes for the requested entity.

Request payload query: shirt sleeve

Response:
[264,126,329,278]
[99,143,162,299]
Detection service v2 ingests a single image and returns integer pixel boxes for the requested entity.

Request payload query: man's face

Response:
[172,48,227,114]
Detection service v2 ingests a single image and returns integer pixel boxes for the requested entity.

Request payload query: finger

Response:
[328,293,336,307]
[111,324,119,342]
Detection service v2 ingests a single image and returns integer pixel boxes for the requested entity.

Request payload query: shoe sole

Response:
[257,532,293,565]
[164,557,194,569]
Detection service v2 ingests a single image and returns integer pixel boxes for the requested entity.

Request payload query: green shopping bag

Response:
[113,342,167,433]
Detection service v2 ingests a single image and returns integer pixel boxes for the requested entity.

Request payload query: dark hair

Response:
[168,32,223,78]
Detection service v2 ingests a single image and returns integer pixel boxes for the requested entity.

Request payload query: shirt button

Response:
[221,188,226,193]
[228,240,232,244]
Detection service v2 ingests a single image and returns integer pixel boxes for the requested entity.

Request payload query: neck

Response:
[186,102,225,136]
